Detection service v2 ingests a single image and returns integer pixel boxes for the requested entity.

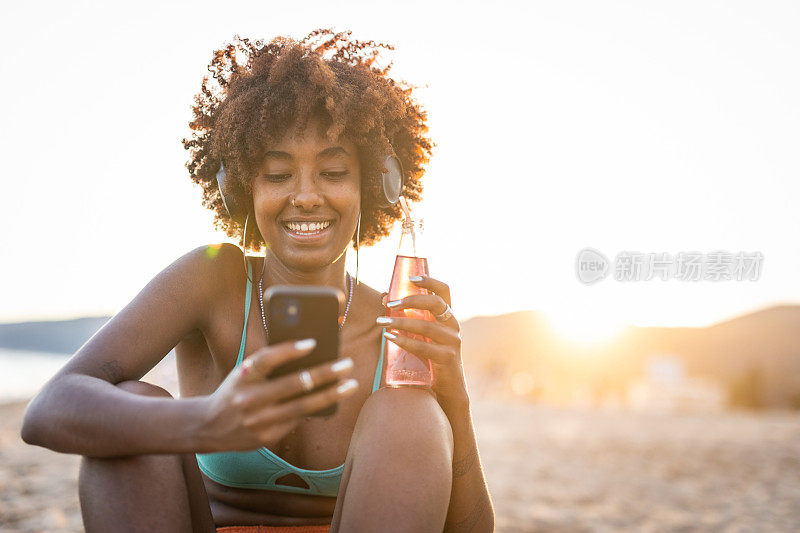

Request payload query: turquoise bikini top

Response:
[195,258,385,498]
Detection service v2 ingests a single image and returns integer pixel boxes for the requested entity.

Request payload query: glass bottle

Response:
[384,218,434,388]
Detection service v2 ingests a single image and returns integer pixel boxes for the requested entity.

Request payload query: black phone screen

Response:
[263,285,343,416]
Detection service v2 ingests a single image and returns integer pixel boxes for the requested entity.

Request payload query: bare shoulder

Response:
[184,242,249,295]
[352,279,387,321]
[55,243,246,383]
[362,282,385,307]
[143,242,247,315]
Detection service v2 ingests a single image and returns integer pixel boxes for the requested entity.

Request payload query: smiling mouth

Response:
[282,220,334,239]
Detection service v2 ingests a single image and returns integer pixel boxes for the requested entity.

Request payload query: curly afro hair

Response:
[182,28,435,251]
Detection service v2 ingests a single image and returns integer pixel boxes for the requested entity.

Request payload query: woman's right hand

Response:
[198,338,358,452]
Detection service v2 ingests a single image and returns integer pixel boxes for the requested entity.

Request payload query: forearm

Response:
[443,403,495,533]
[21,373,207,457]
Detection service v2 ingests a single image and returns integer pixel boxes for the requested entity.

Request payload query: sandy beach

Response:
[2,395,799,532]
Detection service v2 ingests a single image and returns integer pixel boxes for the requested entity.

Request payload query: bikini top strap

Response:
[235,257,253,367]
[372,329,385,392]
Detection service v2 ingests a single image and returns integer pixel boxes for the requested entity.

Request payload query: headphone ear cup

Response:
[214,164,257,276]
[377,153,404,208]
[216,162,247,222]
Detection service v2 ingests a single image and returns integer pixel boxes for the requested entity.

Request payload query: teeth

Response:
[284,220,332,233]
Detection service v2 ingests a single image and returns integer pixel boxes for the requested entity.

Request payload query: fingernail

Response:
[409,276,423,282]
[294,338,317,351]
[331,357,353,373]
[375,316,393,325]
[387,299,402,308]
[383,331,398,341]
[337,379,358,394]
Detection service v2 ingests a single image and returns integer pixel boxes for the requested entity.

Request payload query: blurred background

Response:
[1,1,799,531]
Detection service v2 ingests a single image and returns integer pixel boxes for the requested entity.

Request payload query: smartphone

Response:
[263,285,344,417]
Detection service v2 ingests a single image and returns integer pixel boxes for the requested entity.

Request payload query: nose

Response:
[291,173,323,209]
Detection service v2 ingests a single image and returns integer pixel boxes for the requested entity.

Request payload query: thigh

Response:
[121,381,215,529]
[79,452,197,532]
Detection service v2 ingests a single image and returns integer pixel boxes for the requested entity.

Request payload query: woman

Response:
[21,29,494,532]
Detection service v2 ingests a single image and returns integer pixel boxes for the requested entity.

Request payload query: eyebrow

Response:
[263,146,349,161]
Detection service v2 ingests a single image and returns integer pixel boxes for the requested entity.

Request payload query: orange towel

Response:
[216,526,330,533]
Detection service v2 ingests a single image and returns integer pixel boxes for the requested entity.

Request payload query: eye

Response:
[322,171,349,179]
[262,174,291,182]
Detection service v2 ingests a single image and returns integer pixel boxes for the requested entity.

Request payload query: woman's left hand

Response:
[378,276,470,415]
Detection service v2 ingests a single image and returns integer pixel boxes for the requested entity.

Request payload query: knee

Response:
[116,380,174,398]
[353,387,454,459]
[82,382,171,461]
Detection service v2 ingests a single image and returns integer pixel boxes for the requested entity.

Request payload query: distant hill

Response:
[0,316,111,354]
[459,305,800,410]
[2,305,799,409]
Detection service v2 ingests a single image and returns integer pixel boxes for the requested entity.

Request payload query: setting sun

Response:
[543,307,627,346]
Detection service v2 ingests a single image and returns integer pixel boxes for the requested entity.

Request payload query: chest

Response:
[177,288,385,469]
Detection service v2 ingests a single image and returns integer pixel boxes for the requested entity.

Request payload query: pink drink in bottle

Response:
[384,217,434,388]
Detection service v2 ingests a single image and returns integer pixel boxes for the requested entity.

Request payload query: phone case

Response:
[264,285,344,417]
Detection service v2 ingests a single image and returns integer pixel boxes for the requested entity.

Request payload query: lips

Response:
[283,220,333,233]
[281,220,335,242]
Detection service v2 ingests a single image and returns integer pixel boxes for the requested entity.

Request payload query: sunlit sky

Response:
[2,1,799,336]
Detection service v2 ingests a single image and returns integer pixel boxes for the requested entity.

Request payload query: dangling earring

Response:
[355,209,361,287]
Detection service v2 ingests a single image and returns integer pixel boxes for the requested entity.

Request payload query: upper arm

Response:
[57,243,242,384]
